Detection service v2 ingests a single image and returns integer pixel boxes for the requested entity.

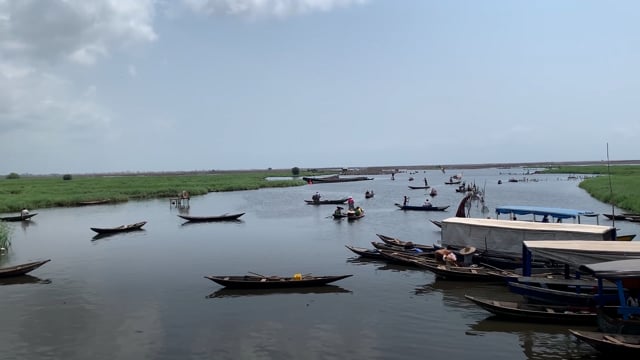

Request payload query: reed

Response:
[0,222,11,251]
[544,165,640,213]
[0,171,308,213]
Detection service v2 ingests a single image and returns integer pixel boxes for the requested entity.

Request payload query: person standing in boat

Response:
[347,196,355,210]
[403,196,409,206]
[424,178,428,186]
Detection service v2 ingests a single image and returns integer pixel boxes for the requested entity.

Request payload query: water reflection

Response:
[468,318,602,360]
[207,285,352,298]
[0,275,51,285]
[179,219,244,226]
[4,169,640,359]
[91,229,146,241]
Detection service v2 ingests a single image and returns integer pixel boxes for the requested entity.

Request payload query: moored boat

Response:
[569,329,640,355]
[204,274,353,289]
[465,295,597,324]
[0,259,51,278]
[90,221,147,234]
[345,245,385,260]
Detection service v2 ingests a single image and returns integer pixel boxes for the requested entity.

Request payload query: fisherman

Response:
[347,196,355,210]
[312,192,321,203]
[21,208,29,217]
[423,198,432,207]
[403,196,409,206]
[424,178,428,186]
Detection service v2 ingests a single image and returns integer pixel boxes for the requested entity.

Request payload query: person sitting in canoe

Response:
[423,199,432,207]
[354,207,363,216]
[334,206,344,217]
[312,192,321,203]
[21,208,29,217]
[435,249,457,266]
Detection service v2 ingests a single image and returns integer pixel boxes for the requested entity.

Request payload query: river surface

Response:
[1,168,638,360]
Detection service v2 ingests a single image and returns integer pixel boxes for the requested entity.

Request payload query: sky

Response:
[1,0,639,174]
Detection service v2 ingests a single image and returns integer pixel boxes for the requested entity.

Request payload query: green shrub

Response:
[63,174,72,180]
[6,172,20,179]
[291,167,300,176]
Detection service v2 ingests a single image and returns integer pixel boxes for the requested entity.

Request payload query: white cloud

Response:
[182,0,369,19]
[0,0,156,151]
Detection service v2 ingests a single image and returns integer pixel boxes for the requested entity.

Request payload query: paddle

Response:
[248,271,268,278]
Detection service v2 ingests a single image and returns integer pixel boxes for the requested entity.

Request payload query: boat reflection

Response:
[180,219,244,227]
[415,280,514,310]
[0,275,51,286]
[91,229,145,241]
[207,285,351,298]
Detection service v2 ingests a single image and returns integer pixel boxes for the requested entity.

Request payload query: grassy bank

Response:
[0,171,307,213]
[542,165,640,213]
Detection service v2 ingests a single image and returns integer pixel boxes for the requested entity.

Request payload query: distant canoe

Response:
[302,175,373,184]
[304,198,349,205]
[90,221,147,234]
[395,203,449,211]
[77,199,111,206]
[204,274,353,289]
[408,186,430,190]
[0,259,51,278]
[0,213,37,222]
[178,213,245,222]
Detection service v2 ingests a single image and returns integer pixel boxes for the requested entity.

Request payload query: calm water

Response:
[1,168,638,360]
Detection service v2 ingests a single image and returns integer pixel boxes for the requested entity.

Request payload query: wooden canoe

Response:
[465,295,597,324]
[90,221,147,234]
[617,234,637,241]
[304,198,349,205]
[394,203,449,211]
[570,329,640,354]
[347,211,365,221]
[0,213,37,222]
[0,259,51,278]
[408,186,430,189]
[375,234,435,251]
[204,274,353,289]
[345,245,385,260]
[178,213,245,222]
[77,199,111,206]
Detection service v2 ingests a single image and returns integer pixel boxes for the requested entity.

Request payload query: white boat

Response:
[440,217,616,258]
[524,240,640,268]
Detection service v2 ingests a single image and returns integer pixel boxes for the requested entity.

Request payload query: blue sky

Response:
[1,0,638,174]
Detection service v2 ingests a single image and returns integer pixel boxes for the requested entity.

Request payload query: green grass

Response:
[0,171,308,213]
[543,165,640,213]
